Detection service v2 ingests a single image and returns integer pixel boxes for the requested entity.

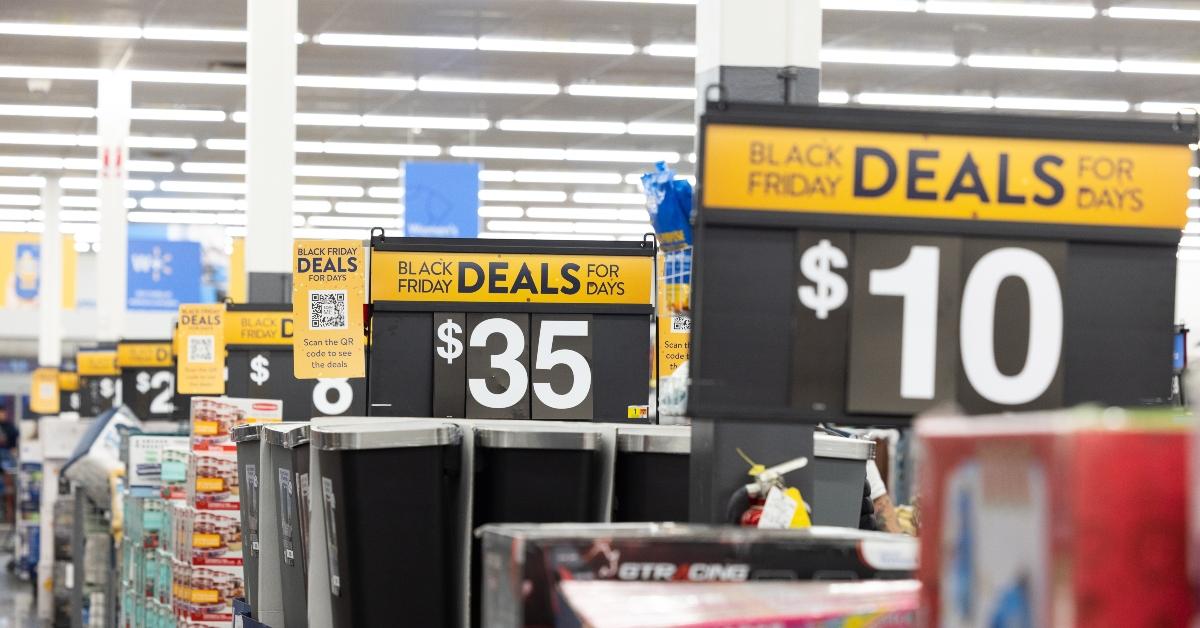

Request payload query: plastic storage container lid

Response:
[476,425,600,451]
[311,419,460,451]
[814,433,875,461]
[230,423,266,443]
[616,425,690,454]
[263,422,310,449]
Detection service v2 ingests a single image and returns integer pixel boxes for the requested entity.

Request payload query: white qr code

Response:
[188,335,215,363]
[309,290,348,330]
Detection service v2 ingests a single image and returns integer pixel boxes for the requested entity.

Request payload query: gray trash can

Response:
[812,433,875,527]
[231,423,265,611]
[263,422,311,628]
[613,426,690,522]
[472,425,602,626]
[313,420,462,628]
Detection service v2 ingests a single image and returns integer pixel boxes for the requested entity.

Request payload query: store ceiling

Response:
[0,0,1198,246]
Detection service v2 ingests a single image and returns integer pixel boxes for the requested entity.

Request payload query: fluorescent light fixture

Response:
[1107,6,1200,21]
[126,136,197,150]
[488,220,575,233]
[0,132,77,146]
[417,77,561,96]
[0,104,93,118]
[367,187,404,199]
[294,200,333,213]
[361,115,490,130]
[0,194,40,206]
[127,70,247,85]
[320,142,442,157]
[313,33,477,50]
[1139,101,1200,114]
[566,83,696,100]
[565,149,681,163]
[141,27,248,42]
[1189,208,1200,220]
[293,227,372,240]
[141,197,240,211]
[160,180,246,194]
[0,66,103,81]
[821,0,920,11]
[129,211,219,225]
[1190,167,1199,177]
[309,215,400,228]
[477,38,635,55]
[856,92,996,108]
[131,107,226,122]
[450,146,567,160]
[480,170,516,183]
[618,209,648,221]
[478,206,524,218]
[0,22,142,38]
[1119,60,1200,75]
[62,197,136,209]
[497,119,627,134]
[572,192,645,205]
[525,207,623,220]
[295,164,401,179]
[572,0,695,4]
[60,210,100,221]
[572,221,652,234]
[479,189,567,203]
[0,209,34,220]
[642,43,696,57]
[1190,189,1200,201]
[182,162,245,175]
[819,91,852,105]
[205,139,246,151]
[626,122,695,136]
[296,75,417,91]
[0,176,43,188]
[60,177,154,191]
[295,184,364,198]
[295,112,363,126]
[821,48,959,67]
[924,1,1096,18]
[994,96,1130,113]
[514,170,623,184]
[334,202,401,215]
[0,221,30,232]
[966,54,1118,72]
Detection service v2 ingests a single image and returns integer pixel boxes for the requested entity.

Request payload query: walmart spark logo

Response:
[130,246,173,283]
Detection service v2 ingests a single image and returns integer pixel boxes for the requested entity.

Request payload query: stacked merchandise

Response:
[917,408,1193,627]
[117,434,188,628]
[179,398,282,626]
[14,453,41,581]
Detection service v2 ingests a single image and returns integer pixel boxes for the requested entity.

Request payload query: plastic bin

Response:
[231,423,265,611]
[263,422,311,628]
[812,433,875,527]
[313,420,462,628]
[613,425,690,522]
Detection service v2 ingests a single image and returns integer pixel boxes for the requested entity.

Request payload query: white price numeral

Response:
[868,245,1063,405]
[148,371,174,414]
[313,378,354,415]
[468,318,592,410]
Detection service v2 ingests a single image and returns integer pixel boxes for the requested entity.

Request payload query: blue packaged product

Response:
[641,162,693,251]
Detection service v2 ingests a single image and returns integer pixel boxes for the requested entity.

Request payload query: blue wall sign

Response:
[127,240,203,310]
[404,161,480,238]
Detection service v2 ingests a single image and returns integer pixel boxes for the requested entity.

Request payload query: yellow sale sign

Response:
[292,240,365,379]
[176,303,226,394]
[30,368,59,415]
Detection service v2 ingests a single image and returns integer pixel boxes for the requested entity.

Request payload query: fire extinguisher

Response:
[724,449,811,527]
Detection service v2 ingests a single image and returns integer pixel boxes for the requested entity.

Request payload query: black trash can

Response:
[313,420,462,628]
[613,426,690,522]
[263,422,311,628]
[472,425,602,627]
[231,423,265,612]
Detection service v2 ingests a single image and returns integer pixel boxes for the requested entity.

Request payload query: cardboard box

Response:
[479,523,917,628]
[917,410,1193,627]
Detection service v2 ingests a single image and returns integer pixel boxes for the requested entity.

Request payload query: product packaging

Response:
[917,409,1193,627]
[560,580,919,627]
[479,523,917,628]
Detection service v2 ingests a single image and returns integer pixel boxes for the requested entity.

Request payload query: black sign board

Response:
[690,104,1193,424]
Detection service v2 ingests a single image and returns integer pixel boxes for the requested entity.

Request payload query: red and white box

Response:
[917,410,1192,628]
